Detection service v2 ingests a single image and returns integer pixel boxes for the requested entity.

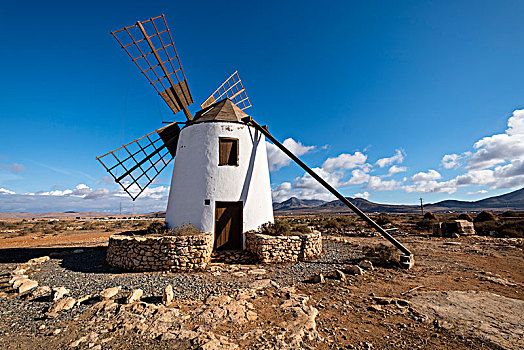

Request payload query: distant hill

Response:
[273,197,326,211]
[273,187,524,214]
[425,187,524,212]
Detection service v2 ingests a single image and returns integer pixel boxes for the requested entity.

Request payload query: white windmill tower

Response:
[97,15,273,250]
[98,14,414,266]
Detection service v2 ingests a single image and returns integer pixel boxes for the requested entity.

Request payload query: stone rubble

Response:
[347,265,365,275]
[99,286,121,300]
[162,285,174,306]
[52,287,70,301]
[126,289,143,304]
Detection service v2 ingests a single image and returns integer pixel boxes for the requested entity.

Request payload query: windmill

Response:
[98,14,413,266]
[97,15,272,251]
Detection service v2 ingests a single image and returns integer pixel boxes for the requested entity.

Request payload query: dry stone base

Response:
[245,231,322,263]
[106,232,213,272]
[433,220,475,237]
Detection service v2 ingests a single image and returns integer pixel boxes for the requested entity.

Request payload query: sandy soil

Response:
[0,228,522,349]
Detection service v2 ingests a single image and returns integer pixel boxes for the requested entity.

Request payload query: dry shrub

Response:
[292,224,312,233]
[457,213,474,222]
[474,211,498,223]
[362,244,399,267]
[375,213,392,226]
[146,221,167,235]
[502,211,518,218]
[474,219,524,238]
[170,223,201,236]
[424,212,438,221]
[259,219,292,236]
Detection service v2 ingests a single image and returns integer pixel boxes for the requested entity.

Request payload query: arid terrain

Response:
[0,214,523,349]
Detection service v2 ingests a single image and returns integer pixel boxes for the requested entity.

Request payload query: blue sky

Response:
[1,0,523,213]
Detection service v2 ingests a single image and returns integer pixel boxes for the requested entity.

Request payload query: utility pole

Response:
[420,198,424,216]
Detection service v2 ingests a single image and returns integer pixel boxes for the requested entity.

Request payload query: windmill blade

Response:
[96,123,181,200]
[111,14,193,120]
[201,71,252,111]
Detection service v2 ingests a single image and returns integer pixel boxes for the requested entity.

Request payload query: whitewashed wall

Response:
[165,122,274,242]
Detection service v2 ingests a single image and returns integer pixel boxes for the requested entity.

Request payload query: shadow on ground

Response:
[0,247,118,274]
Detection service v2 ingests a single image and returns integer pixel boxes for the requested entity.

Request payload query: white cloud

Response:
[0,187,15,195]
[348,168,371,185]
[402,179,457,194]
[468,109,524,170]
[375,149,405,168]
[411,169,442,182]
[467,190,488,195]
[442,154,459,169]
[266,138,315,171]
[365,176,399,191]
[354,191,370,199]
[388,165,407,175]
[322,152,367,172]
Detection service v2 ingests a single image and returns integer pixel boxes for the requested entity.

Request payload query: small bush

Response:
[502,211,518,218]
[474,211,498,223]
[146,221,167,235]
[375,213,392,226]
[259,219,292,236]
[362,244,399,267]
[292,224,312,233]
[457,213,474,222]
[170,223,201,236]
[423,212,438,221]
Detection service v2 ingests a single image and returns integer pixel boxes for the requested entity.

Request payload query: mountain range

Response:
[273,187,524,214]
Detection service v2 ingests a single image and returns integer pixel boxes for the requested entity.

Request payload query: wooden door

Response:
[214,201,243,250]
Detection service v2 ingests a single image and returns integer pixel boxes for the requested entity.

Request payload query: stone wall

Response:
[433,220,475,237]
[106,232,213,272]
[245,231,322,263]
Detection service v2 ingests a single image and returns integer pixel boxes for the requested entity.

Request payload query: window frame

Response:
[218,137,239,166]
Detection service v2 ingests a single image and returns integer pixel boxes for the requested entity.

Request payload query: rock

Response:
[334,269,347,282]
[18,279,38,294]
[53,287,70,300]
[232,271,246,278]
[73,249,84,254]
[27,256,50,265]
[347,265,364,275]
[12,266,27,275]
[13,277,29,289]
[367,305,382,312]
[359,260,374,270]
[311,273,325,284]
[100,286,121,300]
[31,286,52,299]
[395,299,410,307]
[373,297,393,305]
[48,297,76,312]
[248,268,267,275]
[9,275,28,285]
[126,289,143,304]
[77,294,93,305]
[163,285,174,306]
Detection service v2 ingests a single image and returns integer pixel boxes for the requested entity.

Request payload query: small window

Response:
[219,137,238,166]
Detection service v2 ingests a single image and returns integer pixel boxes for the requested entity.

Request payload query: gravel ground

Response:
[0,239,361,338]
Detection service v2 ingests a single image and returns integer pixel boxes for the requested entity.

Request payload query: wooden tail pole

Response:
[242,116,414,268]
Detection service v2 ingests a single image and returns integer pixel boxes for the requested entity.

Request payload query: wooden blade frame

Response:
[111,14,193,120]
[96,123,180,200]
[201,71,252,111]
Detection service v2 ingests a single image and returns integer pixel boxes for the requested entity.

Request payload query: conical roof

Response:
[191,98,248,123]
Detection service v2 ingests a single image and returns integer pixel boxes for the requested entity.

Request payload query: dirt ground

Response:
[0,218,523,349]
